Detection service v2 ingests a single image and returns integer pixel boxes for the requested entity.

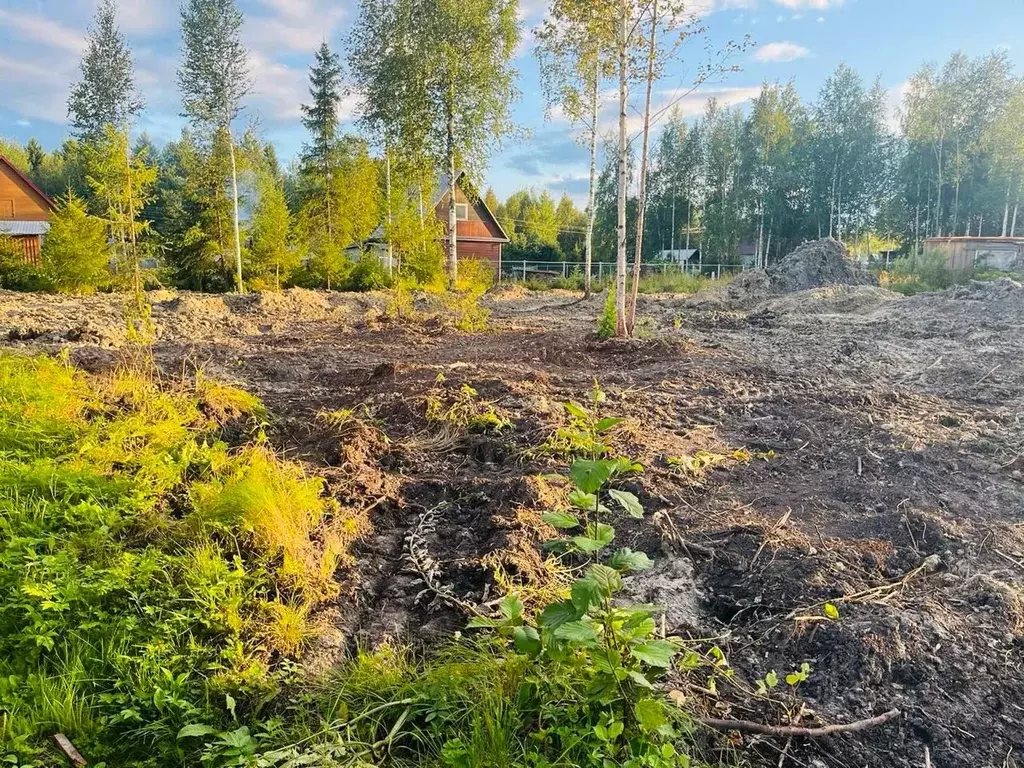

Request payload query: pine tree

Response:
[178,0,252,293]
[67,0,143,139]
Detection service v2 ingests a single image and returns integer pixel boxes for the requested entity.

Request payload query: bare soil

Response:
[2,277,1023,768]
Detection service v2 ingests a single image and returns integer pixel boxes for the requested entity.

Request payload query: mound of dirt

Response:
[767,238,877,293]
[693,239,879,311]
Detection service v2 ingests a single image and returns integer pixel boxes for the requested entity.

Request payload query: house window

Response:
[0,200,14,219]
[455,203,469,221]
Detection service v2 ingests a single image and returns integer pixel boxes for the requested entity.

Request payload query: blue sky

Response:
[1,0,1023,204]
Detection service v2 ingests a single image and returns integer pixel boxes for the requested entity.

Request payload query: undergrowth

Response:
[1,359,741,768]
[0,354,360,767]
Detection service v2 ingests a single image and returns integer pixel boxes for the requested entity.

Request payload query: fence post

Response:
[599,263,604,281]
[563,262,568,279]
[522,261,527,282]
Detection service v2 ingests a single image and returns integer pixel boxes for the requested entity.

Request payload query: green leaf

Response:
[225,693,237,719]
[567,489,598,510]
[538,600,579,630]
[608,489,644,518]
[824,602,840,620]
[609,548,653,572]
[587,564,623,595]
[177,724,218,740]
[467,616,497,628]
[631,639,677,668]
[586,522,615,546]
[553,620,599,643]
[563,401,590,421]
[499,594,524,622]
[513,626,541,656]
[612,456,644,476]
[635,699,667,732]
[594,417,624,433]
[571,536,607,554]
[627,669,655,689]
[571,578,602,613]
[541,511,580,529]
[764,671,779,688]
[570,459,616,494]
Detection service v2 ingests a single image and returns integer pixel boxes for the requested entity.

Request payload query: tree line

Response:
[1,0,1022,338]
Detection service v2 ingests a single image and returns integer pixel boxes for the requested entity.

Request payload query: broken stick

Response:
[700,708,900,738]
[54,733,87,766]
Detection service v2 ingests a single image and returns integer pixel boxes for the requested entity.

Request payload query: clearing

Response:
[2,273,1022,768]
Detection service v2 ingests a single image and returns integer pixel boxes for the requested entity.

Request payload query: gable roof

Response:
[0,221,50,236]
[434,169,510,243]
[0,154,56,212]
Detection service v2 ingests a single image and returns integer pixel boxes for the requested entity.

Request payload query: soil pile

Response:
[714,239,878,308]
[767,238,877,292]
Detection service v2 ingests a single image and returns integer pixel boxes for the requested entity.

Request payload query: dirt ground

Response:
[2,276,1023,768]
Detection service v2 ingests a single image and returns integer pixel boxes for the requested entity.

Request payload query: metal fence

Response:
[481,260,749,282]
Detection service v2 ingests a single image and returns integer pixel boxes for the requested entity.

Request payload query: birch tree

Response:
[351,0,520,287]
[177,0,252,293]
[68,0,143,141]
[536,0,617,298]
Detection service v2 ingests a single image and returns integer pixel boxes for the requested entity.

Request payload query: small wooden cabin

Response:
[924,236,1024,273]
[434,171,509,276]
[0,154,55,264]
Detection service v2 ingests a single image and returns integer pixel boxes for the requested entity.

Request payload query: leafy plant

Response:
[597,285,617,339]
[541,382,624,460]
[425,377,511,434]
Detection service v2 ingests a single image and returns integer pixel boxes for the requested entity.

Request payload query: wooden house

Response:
[434,171,510,276]
[0,154,55,264]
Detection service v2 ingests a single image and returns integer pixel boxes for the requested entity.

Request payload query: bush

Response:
[0,235,46,292]
[40,192,110,294]
[344,254,393,291]
[597,285,617,339]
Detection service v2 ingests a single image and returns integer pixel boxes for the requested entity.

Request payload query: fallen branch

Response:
[54,734,87,767]
[700,708,900,738]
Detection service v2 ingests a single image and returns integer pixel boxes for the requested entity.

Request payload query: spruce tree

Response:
[301,43,344,181]
[67,0,143,139]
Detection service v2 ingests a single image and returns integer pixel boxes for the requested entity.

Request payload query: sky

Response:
[1,0,1023,205]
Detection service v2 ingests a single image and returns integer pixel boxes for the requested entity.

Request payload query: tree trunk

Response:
[446,95,458,288]
[627,0,658,336]
[386,145,394,277]
[228,134,245,294]
[615,0,628,338]
[1003,175,1012,237]
[585,53,600,300]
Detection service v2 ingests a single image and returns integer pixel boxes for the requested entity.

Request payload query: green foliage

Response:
[0,355,359,766]
[884,249,976,294]
[67,0,143,140]
[597,285,617,339]
[40,192,110,293]
[247,162,296,290]
[425,377,511,434]
[0,236,46,292]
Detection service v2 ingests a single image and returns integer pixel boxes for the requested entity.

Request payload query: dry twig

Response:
[700,708,901,738]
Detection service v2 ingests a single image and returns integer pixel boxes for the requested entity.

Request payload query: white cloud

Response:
[773,0,844,8]
[0,9,85,54]
[116,0,175,35]
[753,41,810,63]
[244,0,349,53]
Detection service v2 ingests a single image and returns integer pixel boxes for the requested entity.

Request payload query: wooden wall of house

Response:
[0,165,50,222]
[455,241,502,276]
[14,235,42,265]
[435,184,504,240]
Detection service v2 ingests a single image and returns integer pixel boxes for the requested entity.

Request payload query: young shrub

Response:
[442,258,494,332]
[597,285,617,339]
[41,192,110,294]
[345,253,392,292]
